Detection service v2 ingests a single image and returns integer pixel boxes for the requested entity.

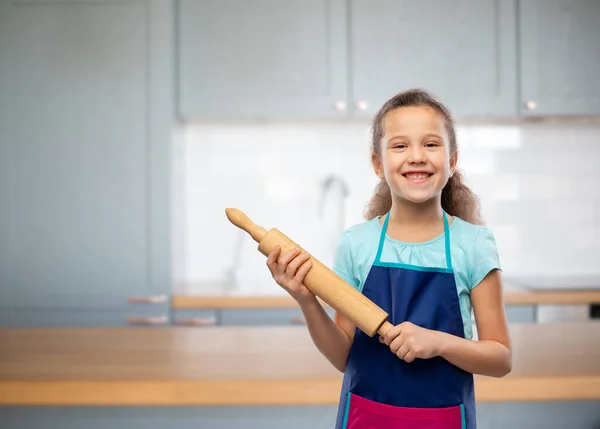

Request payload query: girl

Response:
[266,89,511,429]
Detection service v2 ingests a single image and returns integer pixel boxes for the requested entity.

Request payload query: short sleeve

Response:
[470,228,502,290]
[332,231,359,290]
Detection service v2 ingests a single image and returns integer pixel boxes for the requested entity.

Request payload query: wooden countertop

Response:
[172,294,324,309]
[171,289,600,309]
[1,322,599,405]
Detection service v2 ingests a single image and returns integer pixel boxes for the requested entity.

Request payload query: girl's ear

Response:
[449,152,458,176]
[371,152,384,179]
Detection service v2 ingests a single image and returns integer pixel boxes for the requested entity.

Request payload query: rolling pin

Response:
[225,208,393,337]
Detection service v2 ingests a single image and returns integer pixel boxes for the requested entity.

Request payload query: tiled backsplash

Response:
[171,121,600,295]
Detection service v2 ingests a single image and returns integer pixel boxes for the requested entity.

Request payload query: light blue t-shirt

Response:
[332,215,501,340]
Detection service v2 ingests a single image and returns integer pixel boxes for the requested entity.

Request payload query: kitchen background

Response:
[2,0,600,323]
[1,0,600,428]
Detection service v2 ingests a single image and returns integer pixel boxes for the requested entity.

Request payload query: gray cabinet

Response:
[171,309,218,327]
[219,307,335,326]
[177,0,600,119]
[0,0,173,326]
[519,0,600,116]
[177,0,518,120]
[349,0,518,118]
[170,308,335,327]
[177,0,348,120]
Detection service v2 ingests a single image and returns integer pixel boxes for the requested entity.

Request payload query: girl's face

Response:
[373,106,457,206]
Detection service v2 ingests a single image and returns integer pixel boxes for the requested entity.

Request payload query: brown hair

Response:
[364,88,482,225]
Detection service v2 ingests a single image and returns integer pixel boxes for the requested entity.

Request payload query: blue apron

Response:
[334,212,475,429]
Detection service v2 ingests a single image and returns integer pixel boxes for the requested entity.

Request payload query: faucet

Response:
[318,174,350,218]
[222,227,245,293]
[318,175,350,256]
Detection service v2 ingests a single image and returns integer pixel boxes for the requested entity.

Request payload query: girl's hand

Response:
[379,322,443,363]
[266,245,315,305]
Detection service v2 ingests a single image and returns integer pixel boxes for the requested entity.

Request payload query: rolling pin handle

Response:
[377,321,393,337]
[225,208,268,243]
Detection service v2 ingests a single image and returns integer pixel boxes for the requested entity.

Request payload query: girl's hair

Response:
[364,88,483,225]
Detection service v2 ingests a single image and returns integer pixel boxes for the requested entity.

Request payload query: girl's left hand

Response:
[379,322,443,363]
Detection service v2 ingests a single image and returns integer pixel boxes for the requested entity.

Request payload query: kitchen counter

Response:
[1,322,599,405]
[503,276,600,290]
[171,288,600,309]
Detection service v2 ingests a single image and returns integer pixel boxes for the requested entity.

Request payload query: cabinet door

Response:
[177,0,347,120]
[349,0,517,118]
[519,0,600,116]
[218,308,335,326]
[0,0,172,322]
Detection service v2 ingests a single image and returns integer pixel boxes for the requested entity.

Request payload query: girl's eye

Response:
[392,144,407,149]
[425,142,439,147]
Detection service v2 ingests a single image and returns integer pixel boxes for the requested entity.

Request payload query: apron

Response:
[334,211,475,429]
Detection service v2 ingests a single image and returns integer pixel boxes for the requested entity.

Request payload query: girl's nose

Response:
[407,146,426,163]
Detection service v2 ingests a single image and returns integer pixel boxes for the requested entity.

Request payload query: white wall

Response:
[171,120,600,295]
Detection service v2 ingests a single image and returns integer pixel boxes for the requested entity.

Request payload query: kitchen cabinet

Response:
[177,0,518,120]
[218,307,335,326]
[177,0,600,120]
[0,0,173,326]
[170,308,333,327]
[170,309,218,327]
[518,0,600,116]
[0,407,339,429]
[504,306,536,323]
[218,308,305,326]
[177,0,348,120]
[348,0,518,118]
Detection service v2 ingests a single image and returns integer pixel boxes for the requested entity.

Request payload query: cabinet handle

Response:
[127,295,167,304]
[290,316,306,325]
[355,100,368,111]
[333,100,347,111]
[524,100,537,111]
[127,316,168,325]
[175,317,217,326]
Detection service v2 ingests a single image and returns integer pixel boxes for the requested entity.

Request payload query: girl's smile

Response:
[402,170,434,183]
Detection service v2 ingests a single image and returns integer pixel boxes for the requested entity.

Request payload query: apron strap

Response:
[374,212,390,265]
[443,211,453,270]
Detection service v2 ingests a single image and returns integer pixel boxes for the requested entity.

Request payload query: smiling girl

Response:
[266,89,511,429]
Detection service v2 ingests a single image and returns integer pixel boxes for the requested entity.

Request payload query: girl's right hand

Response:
[266,245,315,305]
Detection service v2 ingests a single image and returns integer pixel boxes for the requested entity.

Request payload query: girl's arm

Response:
[299,300,354,372]
[437,269,512,377]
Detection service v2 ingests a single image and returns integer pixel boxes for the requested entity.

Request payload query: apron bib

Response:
[335,212,475,429]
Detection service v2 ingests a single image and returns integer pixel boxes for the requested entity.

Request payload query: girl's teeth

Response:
[407,174,429,179]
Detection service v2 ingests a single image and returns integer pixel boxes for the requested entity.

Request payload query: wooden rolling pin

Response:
[225,208,393,337]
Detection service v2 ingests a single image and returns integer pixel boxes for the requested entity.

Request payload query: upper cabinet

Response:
[177,0,518,120]
[177,0,348,120]
[349,0,517,118]
[518,0,600,116]
[177,0,600,120]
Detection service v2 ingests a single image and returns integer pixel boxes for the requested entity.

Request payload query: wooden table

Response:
[1,322,599,405]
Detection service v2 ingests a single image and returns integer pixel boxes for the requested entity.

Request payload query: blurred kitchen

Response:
[1,0,599,428]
